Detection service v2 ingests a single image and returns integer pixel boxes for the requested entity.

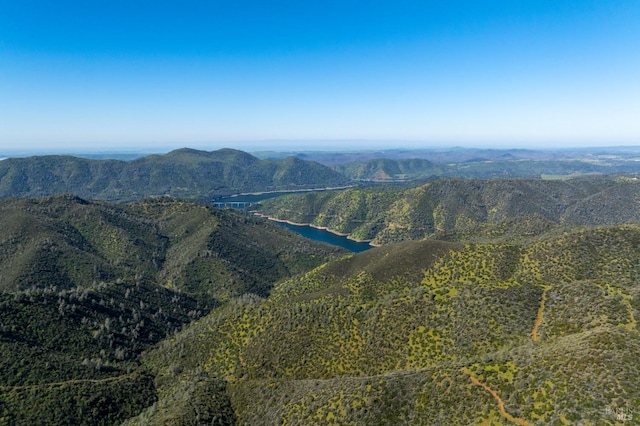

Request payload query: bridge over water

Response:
[212,201,253,209]
[213,185,355,210]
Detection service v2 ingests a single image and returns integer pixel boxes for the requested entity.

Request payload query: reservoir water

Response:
[212,186,354,207]
[272,221,373,253]
[214,188,373,253]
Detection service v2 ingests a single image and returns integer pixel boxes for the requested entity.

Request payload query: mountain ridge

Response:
[0,195,346,424]
[0,148,350,202]
[1,171,639,424]
[256,176,640,244]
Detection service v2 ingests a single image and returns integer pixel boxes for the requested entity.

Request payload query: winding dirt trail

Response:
[531,285,551,343]
[463,368,533,426]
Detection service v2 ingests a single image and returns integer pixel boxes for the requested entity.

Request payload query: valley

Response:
[5,0,640,422]
[0,147,638,424]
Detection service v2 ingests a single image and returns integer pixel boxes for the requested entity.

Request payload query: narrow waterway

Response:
[214,188,373,252]
[272,220,373,253]
[212,185,354,206]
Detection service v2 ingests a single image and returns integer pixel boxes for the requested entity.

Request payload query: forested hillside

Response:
[134,225,640,424]
[256,176,640,244]
[0,148,349,201]
[0,196,344,425]
[1,170,639,424]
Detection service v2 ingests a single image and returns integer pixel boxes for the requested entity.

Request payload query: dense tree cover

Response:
[256,176,640,244]
[0,277,202,424]
[0,195,344,297]
[0,195,344,424]
[2,371,157,426]
[1,168,639,424]
[0,148,349,201]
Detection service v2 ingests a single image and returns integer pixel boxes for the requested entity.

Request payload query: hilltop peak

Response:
[162,147,257,163]
[0,148,348,201]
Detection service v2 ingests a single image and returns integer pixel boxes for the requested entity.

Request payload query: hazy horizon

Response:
[2,1,639,152]
[3,140,640,160]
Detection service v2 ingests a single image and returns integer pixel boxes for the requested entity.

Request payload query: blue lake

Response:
[212,186,354,207]
[214,188,373,252]
[213,192,295,204]
[272,221,373,253]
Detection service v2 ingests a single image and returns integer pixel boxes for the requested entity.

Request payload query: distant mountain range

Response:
[2,147,640,203]
[0,148,349,202]
[256,146,640,180]
[255,145,640,163]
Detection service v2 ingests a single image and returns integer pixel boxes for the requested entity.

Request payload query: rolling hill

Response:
[0,196,345,425]
[255,147,640,180]
[134,225,640,424]
[0,148,350,202]
[333,157,635,181]
[334,158,438,181]
[1,172,639,424]
[255,176,640,244]
[0,195,345,298]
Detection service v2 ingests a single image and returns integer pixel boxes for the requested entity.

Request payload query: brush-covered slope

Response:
[0,196,344,425]
[334,157,627,180]
[137,225,640,425]
[256,176,640,244]
[0,148,350,201]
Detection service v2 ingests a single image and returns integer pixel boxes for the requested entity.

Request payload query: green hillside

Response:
[136,225,640,424]
[0,148,350,202]
[0,196,344,425]
[0,195,344,297]
[1,181,639,424]
[256,176,640,244]
[335,158,438,181]
[335,158,629,181]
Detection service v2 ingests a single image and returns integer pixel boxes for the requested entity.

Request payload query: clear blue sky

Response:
[1,0,639,152]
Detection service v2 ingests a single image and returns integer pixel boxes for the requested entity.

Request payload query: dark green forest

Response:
[0,196,343,425]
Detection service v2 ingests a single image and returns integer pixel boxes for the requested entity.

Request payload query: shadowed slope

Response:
[0,195,345,425]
